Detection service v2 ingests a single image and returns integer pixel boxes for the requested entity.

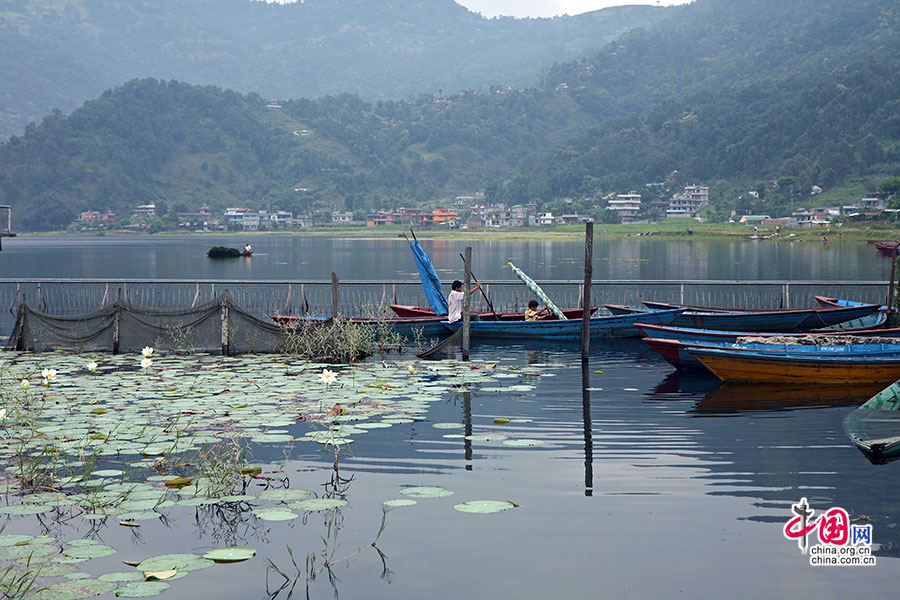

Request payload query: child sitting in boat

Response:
[524,300,548,321]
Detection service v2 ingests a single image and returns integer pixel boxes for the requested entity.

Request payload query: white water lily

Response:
[21,379,29,391]
[141,357,153,370]
[41,368,57,385]
[141,346,154,358]
[86,361,98,373]
[318,368,337,385]
[0,408,6,420]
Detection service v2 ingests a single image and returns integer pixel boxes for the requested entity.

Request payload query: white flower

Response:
[407,364,415,374]
[21,379,29,391]
[141,346,154,358]
[141,357,153,370]
[41,368,57,385]
[0,408,6,420]
[86,361,98,373]
[318,368,337,385]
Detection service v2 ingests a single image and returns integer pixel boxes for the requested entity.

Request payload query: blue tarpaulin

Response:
[408,239,449,316]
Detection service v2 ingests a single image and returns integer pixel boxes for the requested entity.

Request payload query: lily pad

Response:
[26,578,118,600]
[287,498,348,511]
[202,547,256,563]
[99,572,145,583]
[253,508,298,521]
[383,499,417,507]
[453,500,516,514]
[256,488,311,502]
[503,438,544,447]
[114,581,171,597]
[62,545,117,560]
[400,486,454,498]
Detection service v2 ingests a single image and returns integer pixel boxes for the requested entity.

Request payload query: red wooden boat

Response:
[875,242,900,256]
[389,304,597,321]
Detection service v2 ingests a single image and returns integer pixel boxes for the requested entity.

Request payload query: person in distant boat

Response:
[524,300,549,321]
[244,243,252,254]
[447,279,481,323]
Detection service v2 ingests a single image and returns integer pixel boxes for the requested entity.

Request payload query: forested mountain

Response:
[2,0,899,231]
[505,0,900,211]
[0,0,669,138]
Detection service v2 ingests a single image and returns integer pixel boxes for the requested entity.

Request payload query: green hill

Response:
[2,0,900,230]
[0,0,669,139]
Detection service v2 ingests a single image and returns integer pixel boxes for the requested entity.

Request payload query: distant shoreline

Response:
[15,222,899,243]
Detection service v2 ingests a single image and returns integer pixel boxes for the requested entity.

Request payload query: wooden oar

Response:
[459,253,500,320]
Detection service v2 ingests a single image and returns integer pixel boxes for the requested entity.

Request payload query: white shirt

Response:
[447,289,464,323]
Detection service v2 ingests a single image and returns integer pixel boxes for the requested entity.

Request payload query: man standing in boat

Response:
[447,279,481,323]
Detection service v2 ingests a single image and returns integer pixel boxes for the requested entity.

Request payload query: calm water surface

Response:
[3,341,898,599]
[1,236,898,598]
[0,234,893,281]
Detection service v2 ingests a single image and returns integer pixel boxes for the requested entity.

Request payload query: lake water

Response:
[0,233,893,281]
[0,235,897,598]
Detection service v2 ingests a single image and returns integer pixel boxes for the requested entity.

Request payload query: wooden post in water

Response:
[889,243,900,311]
[221,290,230,356]
[113,289,121,354]
[462,246,472,361]
[582,222,593,362]
[331,273,340,319]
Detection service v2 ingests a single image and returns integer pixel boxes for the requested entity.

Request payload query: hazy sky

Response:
[455,0,690,18]
[262,1,691,19]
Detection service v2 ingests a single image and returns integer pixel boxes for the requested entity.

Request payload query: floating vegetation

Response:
[202,547,257,563]
[452,500,517,514]
[0,350,562,597]
[400,486,454,499]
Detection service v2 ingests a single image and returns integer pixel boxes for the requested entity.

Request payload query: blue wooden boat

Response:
[443,308,686,340]
[844,381,900,464]
[687,346,900,384]
[644,336,900,370]
[618,301,880,332]
[635,323,900,344]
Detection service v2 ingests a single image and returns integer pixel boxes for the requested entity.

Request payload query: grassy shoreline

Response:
[20,221,900,242]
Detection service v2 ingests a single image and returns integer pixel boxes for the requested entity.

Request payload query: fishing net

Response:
[5,296,286,354]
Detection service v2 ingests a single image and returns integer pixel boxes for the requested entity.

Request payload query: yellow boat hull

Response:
[693,352,900,384]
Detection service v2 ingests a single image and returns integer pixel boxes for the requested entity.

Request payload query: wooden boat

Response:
[644,337,900,370]
[270,314,448,337]
[845,381,900,464]
[390,304,597,321]
[610,301,880,333]
[688,346,900,383]
[635,322,900,344]
[876,242,900,256]
[814,295,888,311]
[442,308,686,340]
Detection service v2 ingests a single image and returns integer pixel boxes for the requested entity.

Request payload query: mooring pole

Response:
[889,243,899,311]
[221,290,230,356]
[462,246,472,361]
[582,222,593,362]
[113,288,121,354]
[331,272,340,319]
